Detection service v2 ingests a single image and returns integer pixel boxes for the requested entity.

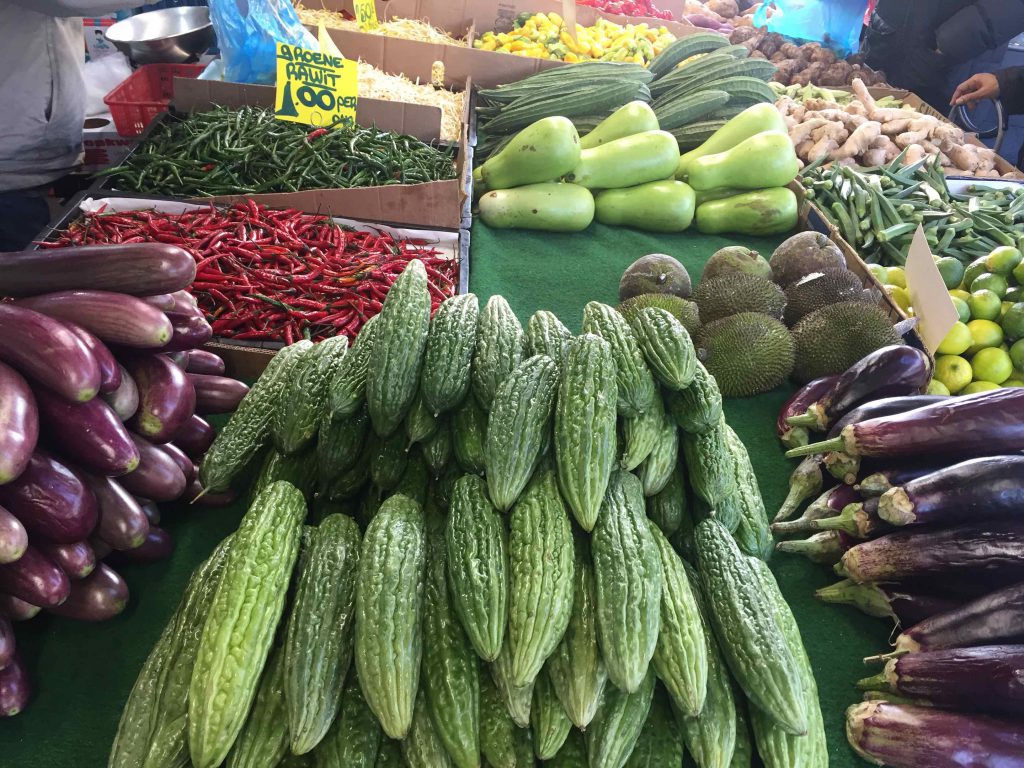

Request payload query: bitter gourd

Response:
[401,691,454,768]
[629,307,697,391]
[546,729,587,768]
[404,391,438,447]
[665,361,722,435]
[252,447,317,503]
[646,467,686,538]
[620,394,664,472]
[226,645,288,768]
[490,634,534,729]
[582,301,657,417]
[623,688,685,768]
[421,417,453,477]
[526,310,572,367]
[421,293,480,415]
[274,335,348,454]
[723,425,772,561]
[368,430,409,492]
[393,450,430,508]
[373,739,403,768]
[452,393,487,476]
[472,295,526,411]
[324,446,370,502]
[585,667,656,768]
[732,699,754,768]
[329,313,380,418]
[682,417,736,508]
[317,404,369,484]
[638,408,679,497]
[531,667,572,760]
[479,673,531,768]
[311,674,381,768]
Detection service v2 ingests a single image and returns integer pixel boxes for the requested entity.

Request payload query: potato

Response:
[705,0,739,18]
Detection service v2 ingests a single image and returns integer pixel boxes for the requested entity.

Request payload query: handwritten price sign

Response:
[354,0,379,31]
[275,43,358,129]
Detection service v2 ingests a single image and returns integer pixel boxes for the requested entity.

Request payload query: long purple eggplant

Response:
[126,354,197,443]
[101,365,139,422]
[775,530,856,565]
[159,442,196,484]
[858,646,1024,717]
[841,521,1024,585]
[777,375,840,448]
[37,540,96,580]
[0,243,195,296]
[119,434,187,502]
[186,350,226,376]
[0,545,69,607]
[878,456,1024,528]
[774,454,834,522]
[135,498,160,526]
[0,653,29,716]
[47,563,128,622]
[0,615,12,670]
[35,388,140,476]
[814,498,893,539]
[857,462,950,497]
[0,451,98,544]
[140,293,176,311]
[108,526,174,565]
[772,483,860,536]
[89,537,112,561]
[0,596,38,622]
[157,311,213,353]
[63,321,121,395]
[787,346,932,431]
[0,361,37,485]
[0,508,27,565]
[892,582,1024,654]
[189,373,249,415]
[172,415,214,459]
[815,579,960,626]
[17,290,174,349]
[81,474,149,551]
[0,305,101,403]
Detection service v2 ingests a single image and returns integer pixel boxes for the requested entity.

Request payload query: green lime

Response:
[971,347,1014,384]
[971,272,1008,298]
[1013,260,1024,286]
[934,355,973,393]
[983,245,1022,275]
[1012,338,1024,372]
[935,257,965,290]
[1002,302,1024,342]
[950,296,971,323]
[926,379,951,395]
[950,288,972,303]
[1006,286,1024,303]
[962,380,1002,394]
[968,289,1002,321]
[963,258,990,289]
[885,285,912,314]
[937,321,972,355]
[1003,378,1024,388]
[966,319,1004,354]
[886,267,907,289]
[867,263,888,285]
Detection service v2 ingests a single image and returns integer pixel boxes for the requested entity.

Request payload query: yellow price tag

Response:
[353,0,379,31]
[275,42,358,129]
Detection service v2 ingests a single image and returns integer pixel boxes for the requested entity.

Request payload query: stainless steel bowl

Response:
[105,7,215,65]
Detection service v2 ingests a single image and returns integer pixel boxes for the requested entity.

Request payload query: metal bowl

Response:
[105,7,215,65]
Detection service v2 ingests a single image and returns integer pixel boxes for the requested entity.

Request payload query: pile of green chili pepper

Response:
[801,152,1024,266]
[98,106,457,197]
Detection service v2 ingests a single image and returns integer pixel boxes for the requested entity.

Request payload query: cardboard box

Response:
[81,114,136,172]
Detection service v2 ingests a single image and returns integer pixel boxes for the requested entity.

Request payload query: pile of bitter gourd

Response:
[110,259,826,768]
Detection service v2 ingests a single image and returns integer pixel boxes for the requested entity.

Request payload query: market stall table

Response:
[0,221,885,767]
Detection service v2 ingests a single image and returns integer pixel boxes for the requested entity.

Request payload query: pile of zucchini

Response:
[111,259,825,768]
[475,33,777,162]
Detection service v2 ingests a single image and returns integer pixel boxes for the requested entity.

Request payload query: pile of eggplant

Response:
[0,244,249,717]
[773,344,1024,766]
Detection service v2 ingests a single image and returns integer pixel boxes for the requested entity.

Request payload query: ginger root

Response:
[834,122,882,160]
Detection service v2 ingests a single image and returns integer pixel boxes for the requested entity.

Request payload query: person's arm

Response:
[996,66,1024,114]
[3,0,157,17]
[935,0,1024,63]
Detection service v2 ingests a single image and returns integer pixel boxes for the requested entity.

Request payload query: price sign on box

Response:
[275,43,357,129]
[354,0,379,31]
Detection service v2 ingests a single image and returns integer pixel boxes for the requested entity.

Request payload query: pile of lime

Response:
[869,245,1024,395]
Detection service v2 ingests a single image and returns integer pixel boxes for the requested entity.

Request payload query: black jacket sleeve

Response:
[936,0,1024,63]
[997,66,1024,115]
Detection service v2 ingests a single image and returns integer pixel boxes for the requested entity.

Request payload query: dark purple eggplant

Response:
[186,350,226,376]
[172,415,215,459]
[159,442,196,484]
[0,304,101,403]
[841,521,1024,586]
[0,615,12,670]
[814,498,893,539]
[47,563,128,622]
[787,346,932,431]
[0,361,37,485]
[0,545,69,607]
[184,478,237,507]
[815,579,960,626]
[857,462,949,497]
[63,321,121,394]
[37,540,96,580]
[772,483,860,536]
[775,530,856,565]
[0,451,98,544]
[119,434,187,502]
[0,507,27,565]
[140,294,176,311]
[892,582,1024,654]
[89,537,113,561]
[0,595,38,622]
[17,290,173,348]
[81,474,149,551]
[0,653,29,716]
[878,456,1024,528]
[157,311,213,353]
[107,527,174,565]
[135,498,160,526]
[126,354,197,443]
[0,243,195,296]
[788,389,1024,462]
[774,454,834,522]
[101,365,140,422]
[858,646,1024,717]
[189,373,249,415]
[167,289,199,314]
[165,351,189,368]
[777,375,840,448]
[35,388,140,476]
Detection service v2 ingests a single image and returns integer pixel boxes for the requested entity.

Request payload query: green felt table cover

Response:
[0,221,884,767]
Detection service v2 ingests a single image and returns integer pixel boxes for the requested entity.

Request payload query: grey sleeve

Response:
[3,0,157,17]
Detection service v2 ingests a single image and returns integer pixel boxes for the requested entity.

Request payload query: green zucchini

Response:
[638,408,679,497]
[531,667,572,760]
[274,335,348,454]
[582,301,657,418]
[226,645,288,768]
[681,417,736,507]
[366,260,431,437]
[354,494,426,740]
[620,394,664,472]
[421,417,453,477]
[526,310,572,367]
[368,430,409,492]
[471,295,526,411]
[645,467,686,538]
[490,634,534,729]
[586,667,656,768]
[312,674,381,768]
[452,393,487,476]
[629,307,697,391]
[401,691,454,768]
[665,362,722,435]
[317,404,369,484]
[404,391,438,447]
[623,688,685,768]
[329,313,380,418]
[421,293,480,415]
[284,514,361,754]
[723,426,772,561]
[188,482,306,768]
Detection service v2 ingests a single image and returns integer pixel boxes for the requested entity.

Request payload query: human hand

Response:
[951,73,1000,107]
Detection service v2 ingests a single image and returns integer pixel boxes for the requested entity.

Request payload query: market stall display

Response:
[295,5,468,46]
[577,0,674,22]
[730,28,888,87]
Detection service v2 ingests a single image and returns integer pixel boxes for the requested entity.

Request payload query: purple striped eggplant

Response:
[17,290,173,349]
[108,526,174,565]
[0,653,29,716]
[846,701,1024,768]
[81,474,149,552]
[171,414,214,459]
[157,311,213,353]
[47,563,128,622]
[815,580,959,626]
[0,452,98,544]
[814,498,893,539]
[878,456,1024,528]
[0,615,12,670]
[0,305,101,403]
[787,346,932,431]
[188,373,249,415]
[775,530,856,564]
[0,361,37,485]
[63,322,121,394]
[841,521,1024,586]
[772,483,860,536]
[856,462,949,498]
[35,388,139,476]
[140,294,176,311]
[185,350,226,376]
[100,365,139,422]
[777,375,841,448]
[135,498,160,526]
[0,545,69,607]
[774,454,833,522]
[0,508,26,565]
[0,596,38,622]
[37,540,96,581]
[159,442,195,484]
[0,243,195,296]
[119,434,187,502]
[893,582,1024,654]
[858,646,1024,717]
[125,354,196,443]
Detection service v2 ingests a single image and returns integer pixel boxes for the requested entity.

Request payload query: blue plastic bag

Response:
[208,0,317,84]
[754,0,870,57]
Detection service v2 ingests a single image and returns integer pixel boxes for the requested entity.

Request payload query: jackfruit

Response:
[692,273,786,324]
[702,246,773,282]
[791,301,903,383]
[618,293,700,335]
[769,231,846,287]
[695,312,795,397]
[783,269,873,326]
[619,253,692,301]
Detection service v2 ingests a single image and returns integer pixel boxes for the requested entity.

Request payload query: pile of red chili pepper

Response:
[40,202,457,344]
[577,0,673,20]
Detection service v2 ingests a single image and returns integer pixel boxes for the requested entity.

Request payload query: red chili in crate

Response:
[576,0,674,20]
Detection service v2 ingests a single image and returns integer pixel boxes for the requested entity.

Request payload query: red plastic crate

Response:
[103,63,204,137]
